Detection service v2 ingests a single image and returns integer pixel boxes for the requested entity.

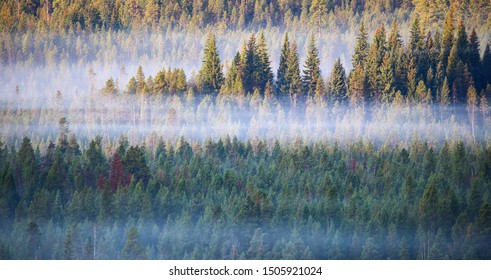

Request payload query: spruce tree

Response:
[455,18,468,64]
[440,5,455,70]
[276,34,290,97]
[64,229,74,260]
[135,66,146,94]
[243,33,259,94]
[352,21,369,68]
[366,24,387,101]
[302,35,321,96]
[467,29,481,90]
[467,85,478,143]
[286,41,302,105]
[199,33,224,92]
[482,44,491,87]
[121,225,146,259]
[329,58,347,104]
[257,31,274,93]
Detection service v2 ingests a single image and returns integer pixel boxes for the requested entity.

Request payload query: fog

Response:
[1,84,489,152]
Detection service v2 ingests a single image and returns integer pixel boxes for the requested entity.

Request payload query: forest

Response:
[0,1,491,259]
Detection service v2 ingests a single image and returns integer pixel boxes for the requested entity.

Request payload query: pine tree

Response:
[329,58,347,104]
[467,85,478,143]
[352,21,369,68]
[243,33,259,94]
[64,229,74,260]
[103,77,118,95]
[27,221,41,260]
[121,225,146,259]
[482,44,491,87]
[110,152,128,191]
[388,20,402,56]
[17,137,37,200]
[199,33,224,92]
[455,18,468,64]
[409,17,423,61]
[286,41,302,105]
[276,34,290,97]
[440,5,455,70]
[309,0,327,37]
[154,68,168,94]
[257,31,273,93]
[439,77,451,108]
[302,35,321,96]
[467,29,481,90]
[126,76,137,95]
[135,66,146,94]
[348,66,366,106]
[379,54,395,103]
[366,24,387,101]
[122,146,150,185]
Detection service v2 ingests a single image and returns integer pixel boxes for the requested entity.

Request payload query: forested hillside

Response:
[1,135,491,259]
[1,0,490,32]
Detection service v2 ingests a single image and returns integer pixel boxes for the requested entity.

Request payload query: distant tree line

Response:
[108,16,491,108]
[0,1,489,32]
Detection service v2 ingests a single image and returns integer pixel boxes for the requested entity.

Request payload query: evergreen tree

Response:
[329,58,347,104]
[122,146,149,185]
[348,67,366,106]
[286,41,302,105]
[276,34,290,97]
[17,137,37,200]
[482,44,491,87]
[302,36,321,97]
[199,33,224,92]
[64,229,74,260]
[135,66,146,94]
[352,21,369,68]
[243,33,259,94]
[27,221,41,259]
[366,24,387,101]
[256,31,274,93]
[467,29,481,90]
[467,85,477,143]
[440,5,455,70]
[126,77,137,95]
[103,77,117,95]
[121,225,146,259]
[309,0,327,37]
[455,18,468,64]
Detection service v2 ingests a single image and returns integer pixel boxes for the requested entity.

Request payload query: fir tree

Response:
[276,34,290,97]
[135,66,146,94]
[467,29,481,90]
[199,33,224,92]
[440,5,455,70]
[121,225,146,259]
[352,21,369,68]
[302,35,321,97]
[243,33,259,94]
[257,32,274,93]
[286,41,302,105]
[329,58,347,104]
[467,85,477,143]
[482,44,491,87]
[64,229,74,260]
[455,18,468,64]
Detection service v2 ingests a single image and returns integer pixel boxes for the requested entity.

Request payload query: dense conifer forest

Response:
[0,1,490,259]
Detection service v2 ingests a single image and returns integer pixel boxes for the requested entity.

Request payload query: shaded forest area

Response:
[0,135,490,259]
